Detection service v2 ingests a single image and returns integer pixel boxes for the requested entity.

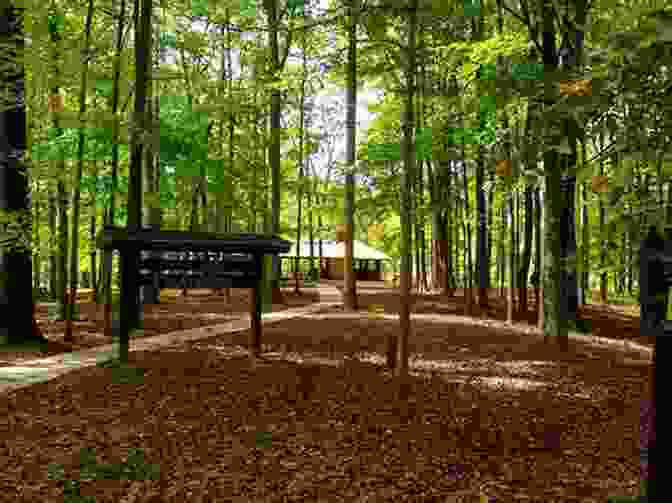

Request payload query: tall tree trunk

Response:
[117,0,152,363]
[32,181,41,295]
[90,208,97,303]
[64,0,95,342]
[537,187,544,331]
[263,0,288,303]
[598,137,608,304]
[476,153,488,309]
[412,163,419,293]
[48,191,57,299]
[540,0,572,350]
[543,149,566,349]
[462,157,473,315]
[0,4,47,344]
[102,0,126,338]
[396,0,418,377]
[294,30,308,295]
[488,168,494,294]
[428,160,444,293]
[580,139,590,304]
[499,196,506,298]
[445,166,454,295]
[141,93,161,305]
[308,163,316,278]
[472,3,488,310]
[417,161,428,293]
[47,0,70,322]
[506,191,514,324]
[343,0,358,310]
[517,185,533,315]
[557,0,587,326]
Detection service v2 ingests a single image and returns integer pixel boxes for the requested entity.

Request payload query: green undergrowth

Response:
[95,358,147,385]
[47,447,160,502]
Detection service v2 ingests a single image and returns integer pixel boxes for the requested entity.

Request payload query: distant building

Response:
[280,240,392,281]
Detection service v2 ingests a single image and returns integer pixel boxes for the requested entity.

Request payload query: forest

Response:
[0,0,670,501]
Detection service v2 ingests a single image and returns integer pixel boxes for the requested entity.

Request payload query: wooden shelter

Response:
[280,240,392,281]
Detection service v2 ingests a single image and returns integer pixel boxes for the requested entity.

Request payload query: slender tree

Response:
[102,0,127,338]
[64,0,95,342]
[396,0,418,376]
[342,0,358,310]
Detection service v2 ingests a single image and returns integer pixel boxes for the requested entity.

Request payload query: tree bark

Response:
[396,0,418,376]
[103,0,126,339]
[0,4,48,345]
[65,0,95,342]
[343,0,358,310]
[517,185,534,315]
[48,191,57,299]
[598,134,608,304]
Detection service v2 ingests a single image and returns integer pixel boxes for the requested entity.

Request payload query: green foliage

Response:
[47,447,160,502]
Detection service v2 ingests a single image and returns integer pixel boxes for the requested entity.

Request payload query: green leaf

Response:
[287,0,305,17]
[94,79,114,98]
[464,0,480,17]
[241,0,257,17]
[191,0,208,17]
[48,13,65,35]
[159,32,177,50]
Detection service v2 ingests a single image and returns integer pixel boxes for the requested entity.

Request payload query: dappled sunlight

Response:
[187,341,571,394]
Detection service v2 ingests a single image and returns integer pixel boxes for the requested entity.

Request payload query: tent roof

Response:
[280,240,391,260]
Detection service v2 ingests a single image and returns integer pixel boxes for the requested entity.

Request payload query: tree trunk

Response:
[32,181,41,295]
[90,212,97,303]
[0,5,48,345]
[543,150,567,350]
[517,185,534,316]
[476,151,488,309]
[462,156,473,315]
[417,162,428,294]
[65,0,95,342]
[46,3,70,322]
[396,0,418,377]
[445,166,455,295]
[537,187,544,331]
[103,0,126,339]
[499,197,506,298]
[534,188,542,313]
[580,173,590,305]
[506,192,514,324]
[263,0,288,304]
[48,191,57,299]
[118,0,152,363]
[343,0,358,310]
[598,141,608,304]
[294,30,308,295]
[140,93,161,306]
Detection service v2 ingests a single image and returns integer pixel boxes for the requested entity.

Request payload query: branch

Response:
[279,27,293,69]
[499,2,528,25]
[584,138,619,165]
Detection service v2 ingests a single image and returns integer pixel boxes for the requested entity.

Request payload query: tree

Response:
[64,0,95,342]
[396,0,419,377]
[115,0,152,363]
[342,0,358,311]
[263,0,293,302]
[99,0,128,338]
[0,3,49,345]
[48,1,70,323]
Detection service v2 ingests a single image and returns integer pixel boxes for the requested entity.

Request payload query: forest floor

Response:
[0,282,651,502]
[0,287,321,367]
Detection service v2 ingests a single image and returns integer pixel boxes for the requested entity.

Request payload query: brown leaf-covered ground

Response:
[0,288,319,366]
[0,282,651,502]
